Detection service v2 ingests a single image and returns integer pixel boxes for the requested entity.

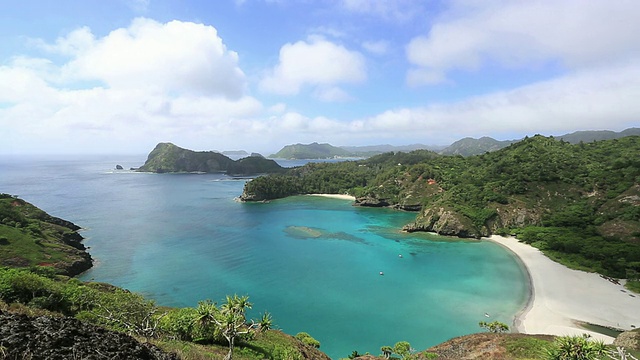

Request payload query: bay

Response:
[0,155,528,359]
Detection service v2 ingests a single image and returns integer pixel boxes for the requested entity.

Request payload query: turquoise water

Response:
[0,155,529,359]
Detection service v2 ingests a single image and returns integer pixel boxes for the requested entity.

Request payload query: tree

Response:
[380,345,393,359]
[214,294,265,360]
[394,341,412,359]
[295,332,320,348]
[479,320,510,333]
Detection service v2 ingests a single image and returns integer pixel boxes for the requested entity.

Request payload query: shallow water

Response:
[0,155,529,359]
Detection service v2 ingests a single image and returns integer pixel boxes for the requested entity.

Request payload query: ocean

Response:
[0,155,528,359]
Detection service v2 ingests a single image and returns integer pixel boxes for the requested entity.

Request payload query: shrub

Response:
[294,332,320,348]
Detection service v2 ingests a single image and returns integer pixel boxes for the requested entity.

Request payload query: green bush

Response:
[294,332,320,348]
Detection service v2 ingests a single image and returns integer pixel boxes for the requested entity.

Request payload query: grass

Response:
[153,330,308,360]
[625,280,640,294]
[502,335,552,359]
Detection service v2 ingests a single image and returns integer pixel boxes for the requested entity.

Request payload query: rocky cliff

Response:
[0,194,92,276]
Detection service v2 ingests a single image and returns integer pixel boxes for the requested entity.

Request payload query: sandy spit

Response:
[307,194,357,201]
[486,235,640,343]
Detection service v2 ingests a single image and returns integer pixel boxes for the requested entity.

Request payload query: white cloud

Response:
[260,37,366,98]
[407,0,640,85]
[54,18,247,99]
[365,60,640,142]
[0,18,264,154]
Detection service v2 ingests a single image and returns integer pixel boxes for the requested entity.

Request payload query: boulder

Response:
[0,311,179,360]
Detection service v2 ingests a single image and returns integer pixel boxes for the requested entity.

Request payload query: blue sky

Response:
[1,0,639,155]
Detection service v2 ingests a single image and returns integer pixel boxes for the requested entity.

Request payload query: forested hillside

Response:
[138,143,284,175]
[241,135,640,279]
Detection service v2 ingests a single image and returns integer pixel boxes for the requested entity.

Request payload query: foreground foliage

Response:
[0,266,326,360]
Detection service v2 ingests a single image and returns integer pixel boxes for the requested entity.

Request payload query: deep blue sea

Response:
[0,155,528,359]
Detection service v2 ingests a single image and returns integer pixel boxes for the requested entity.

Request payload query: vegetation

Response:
[0,266,325,360]
[295,332,320,348]
[269,142,355,159]
[545,335,607,360]
[0,194,91,276]
[242,135,640,280]
[479,321,510,333]
[138,142,284,175]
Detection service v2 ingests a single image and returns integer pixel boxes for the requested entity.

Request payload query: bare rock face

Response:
[489,206,543,232]
[0,311,179,360]
[354,196,391,207]
[614,329,640,350]
[404,207,483,238]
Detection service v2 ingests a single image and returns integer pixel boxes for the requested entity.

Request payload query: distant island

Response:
[269,128,640,159]
[269,142,442,159]
[137,142,284,175]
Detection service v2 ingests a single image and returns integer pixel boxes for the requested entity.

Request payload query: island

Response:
[137,142,284,175]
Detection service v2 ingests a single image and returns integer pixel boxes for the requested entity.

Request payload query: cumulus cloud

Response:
[407,0,640,85]
[47,18,247,98]
[0,18,263,154]
[364,60,640,142]
[260,37,366,98]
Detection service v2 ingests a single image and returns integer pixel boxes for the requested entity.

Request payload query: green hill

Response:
[269,142,354,159]
[0,194,92,276]
[138,143,284,175]
[438,128,640,157]
[439,136,517,156]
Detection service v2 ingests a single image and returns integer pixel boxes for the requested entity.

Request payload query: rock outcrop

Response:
[0,310,179,360]
[404,206,483,238]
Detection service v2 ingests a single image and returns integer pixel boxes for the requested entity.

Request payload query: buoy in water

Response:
[379,271,384,276]
[398,254,403,258]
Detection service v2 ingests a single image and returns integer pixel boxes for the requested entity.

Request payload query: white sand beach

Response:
[308,193,357,201]
[486,235,640,343]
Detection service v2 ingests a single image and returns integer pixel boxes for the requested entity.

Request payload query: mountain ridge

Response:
[266,128,639,159]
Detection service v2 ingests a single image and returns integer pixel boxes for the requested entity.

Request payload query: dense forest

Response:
[242,135,640,280]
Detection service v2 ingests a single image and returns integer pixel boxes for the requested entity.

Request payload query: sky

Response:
[1,0,639,155]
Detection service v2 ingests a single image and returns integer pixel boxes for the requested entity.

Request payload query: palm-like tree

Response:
[215,294,255,360]
[381,345,393,359]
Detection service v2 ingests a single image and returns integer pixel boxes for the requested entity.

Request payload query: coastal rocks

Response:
[614,329,640,350]
[354,196,390,207]
[404,206,484,238]
[0,311,179,360]
[392,203,422,211]
[115,164,124,170]
[489,206,542,232]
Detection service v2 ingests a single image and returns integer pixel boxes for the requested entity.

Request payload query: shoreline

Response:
[307,193,357,201]
[485,235,640,343]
